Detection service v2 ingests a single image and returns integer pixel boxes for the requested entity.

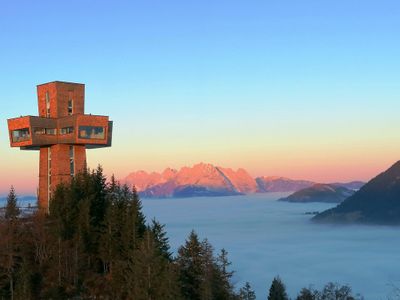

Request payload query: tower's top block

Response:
[7,81,113,150]
[37,81,85,118]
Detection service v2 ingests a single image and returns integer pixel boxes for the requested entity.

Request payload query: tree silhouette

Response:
[268,276,289,300]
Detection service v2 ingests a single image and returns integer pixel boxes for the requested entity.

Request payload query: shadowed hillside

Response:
[314,161,400,224]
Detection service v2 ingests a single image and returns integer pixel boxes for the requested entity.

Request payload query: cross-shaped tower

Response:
[7,81,113,210]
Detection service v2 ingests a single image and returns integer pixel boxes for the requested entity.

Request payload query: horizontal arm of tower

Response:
[7,114,113,149]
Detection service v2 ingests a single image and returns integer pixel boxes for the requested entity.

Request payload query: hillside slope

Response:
[279,184,354,203]
[313,161,400,224]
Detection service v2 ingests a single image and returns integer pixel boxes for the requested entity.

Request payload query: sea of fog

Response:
[141,193,400,299]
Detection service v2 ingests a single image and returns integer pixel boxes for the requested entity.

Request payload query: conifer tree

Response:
[135,230,181,300]
[177,231,238,300]
[200,238,214,299]
[217,248,234,289]
[239,282,256,300]
[150,219,172,261]
[268,277,289,300]
[5,186,20,220]
[0,187,22,300]
[177,230,205,300]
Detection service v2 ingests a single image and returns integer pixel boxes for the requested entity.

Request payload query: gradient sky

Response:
[1,0,400,195]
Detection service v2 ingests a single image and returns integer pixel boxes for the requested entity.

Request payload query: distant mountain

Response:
[256,176,315,192]
[278,184,355,203]
[331,181,365,190]
[313,161,400,224]
[0,195,37,207]
[122,163,364,198]
[123,163,257,198]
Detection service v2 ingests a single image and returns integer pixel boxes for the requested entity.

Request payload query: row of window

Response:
[34,128,57,135]
[12,126,105,142]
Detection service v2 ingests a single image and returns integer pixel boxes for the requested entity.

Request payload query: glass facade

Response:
[78,126,105,139]
[12,128,30,142]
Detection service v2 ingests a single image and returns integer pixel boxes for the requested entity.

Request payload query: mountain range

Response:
[0,195,37,207]
[313,161,400,224]
[121,163,364,198]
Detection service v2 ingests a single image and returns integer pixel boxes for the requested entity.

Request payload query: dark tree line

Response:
[266,276,363,300]
[0,167,241,299]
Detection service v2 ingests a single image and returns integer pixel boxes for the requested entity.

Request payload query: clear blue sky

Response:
[1,0,400,194]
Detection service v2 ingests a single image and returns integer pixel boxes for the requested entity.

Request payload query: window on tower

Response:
[60,127,74,135]
[69,146,74,176]
[11,128,30,142]
[45,128,56,135]
[34,128,46,135]
[78,126,105,139]
[68,99,73,115]
[45,91,50,118]
[33,128,57,135]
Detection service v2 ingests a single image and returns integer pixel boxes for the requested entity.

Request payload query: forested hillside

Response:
[0,167,238,299]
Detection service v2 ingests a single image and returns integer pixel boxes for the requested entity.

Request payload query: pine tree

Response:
[200,238,214,300]
[5,186,20,220]
[134,230,181,300]
[0,187,22,300]
[176,230,205,300]
[213,247,236,300]
[177,231,238,300]
[268,277,288,300]
[239,282,256,300]
[217,248,234,288]
[150,219,172,261]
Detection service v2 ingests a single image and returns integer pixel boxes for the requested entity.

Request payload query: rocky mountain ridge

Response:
[122,163,364,198]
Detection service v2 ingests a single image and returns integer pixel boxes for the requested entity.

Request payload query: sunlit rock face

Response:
[122,162,259,197]
[122,163,364,199]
